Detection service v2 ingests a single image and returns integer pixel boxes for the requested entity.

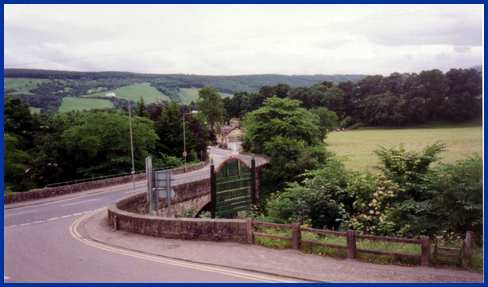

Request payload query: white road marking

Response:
[6,225,17,228]
[83,210,92,214]
[4,209,38,217]
[19,223,31,226]
[33,220,45,224]
[61,196,108,207]
[4,276,9,280]
[73,213,82,216]
[61,215,72,218]
[47,217,60,221]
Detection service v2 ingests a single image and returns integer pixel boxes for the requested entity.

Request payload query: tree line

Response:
[4,96,210,192]
[223,68,482,127]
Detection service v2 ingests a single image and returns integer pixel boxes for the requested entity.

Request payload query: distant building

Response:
[218,125,245,151]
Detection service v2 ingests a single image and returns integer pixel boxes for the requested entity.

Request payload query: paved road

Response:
[4,148,283,283]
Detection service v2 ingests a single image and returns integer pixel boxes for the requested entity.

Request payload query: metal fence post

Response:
[210,159,216,219]
[347,230,356,259]
[250,155,256,205]
[421,235,430,266]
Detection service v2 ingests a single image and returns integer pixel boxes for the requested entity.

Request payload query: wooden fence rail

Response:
[245,218,474,267]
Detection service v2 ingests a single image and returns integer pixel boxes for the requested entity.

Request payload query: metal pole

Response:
[183,114,187,172]
[167,172,171,217]
[127,99,136,193]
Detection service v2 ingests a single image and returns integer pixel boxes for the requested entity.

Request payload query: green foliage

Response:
[4,97,38,150]
[4,133,35,192]
[265,158,356,230]
[195,86,225,128]
[153,153,184,169]
[154,102,187,158]
[425,155,483,236]
[137,96,149,118]
[242,96,321,154]
[198,211,212,218]
[309,107,339,140]
[62,111,158,177]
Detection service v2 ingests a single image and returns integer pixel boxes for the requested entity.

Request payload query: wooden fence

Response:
[245,218,474,267]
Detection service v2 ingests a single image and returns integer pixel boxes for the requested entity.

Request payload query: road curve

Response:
[4,148,279,283]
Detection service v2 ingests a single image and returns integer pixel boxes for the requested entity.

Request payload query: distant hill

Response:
[4,68,368,113]
[3,69,368,94]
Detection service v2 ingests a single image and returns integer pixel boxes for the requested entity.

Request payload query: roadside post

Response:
[146,157,153,215]
[155,171,176,217]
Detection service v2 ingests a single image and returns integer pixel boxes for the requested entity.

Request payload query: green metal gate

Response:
[211,157,255,217]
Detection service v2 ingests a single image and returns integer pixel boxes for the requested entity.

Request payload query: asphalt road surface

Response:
[4,148,287,283]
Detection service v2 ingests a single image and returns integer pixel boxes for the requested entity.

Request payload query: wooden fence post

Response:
[292,223,301,250]
[347,230,356,259]
[421,235,430,266]
[462,231,474,268]
[246,218,254,244]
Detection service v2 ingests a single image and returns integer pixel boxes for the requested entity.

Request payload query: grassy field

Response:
[58,98,114,113]
[179,88,233,104]
[4,78,57,95]
[29,107,42,114]
[326,123,483,172]
[81,83,170,103]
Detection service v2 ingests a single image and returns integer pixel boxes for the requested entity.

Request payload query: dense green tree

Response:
[195,86,225,128]
[309,107,339,140]
[28,111,86,187]
[242,96,333,211]
[4,97,38,150]
[137,96,149,118]
[362,92,404,125]
[242,96,321,154]
[62,111,158,177]
[4,133,35,192]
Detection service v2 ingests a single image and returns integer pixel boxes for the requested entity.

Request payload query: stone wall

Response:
[119,178,211,216]
[108,194,247,242]
[4,160,209,205]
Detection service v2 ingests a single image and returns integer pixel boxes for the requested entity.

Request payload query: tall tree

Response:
[63,111,158,177]
[195,86,225,129]
[137,96,149,118]
[309,107,339,140]
[4,97,38,150]
[242,96,321,154]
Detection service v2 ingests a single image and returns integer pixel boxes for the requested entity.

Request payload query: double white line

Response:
[69,210,295,283]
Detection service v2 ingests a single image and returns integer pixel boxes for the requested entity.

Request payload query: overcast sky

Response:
[4,4,483,76]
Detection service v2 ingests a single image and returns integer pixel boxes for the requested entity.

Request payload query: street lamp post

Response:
[106,92,136,192]
[183,110,198,172]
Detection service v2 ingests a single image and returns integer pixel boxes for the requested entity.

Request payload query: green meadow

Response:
[326,123,483,172]
[58,98,114,113]
[81,83,170,103]
[179,88,233,104]
[29,107,42,114]
[4,78,58,95]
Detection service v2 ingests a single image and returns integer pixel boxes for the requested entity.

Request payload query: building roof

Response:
[221,125,244,137]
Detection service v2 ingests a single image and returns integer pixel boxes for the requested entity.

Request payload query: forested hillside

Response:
[4,68,367,113]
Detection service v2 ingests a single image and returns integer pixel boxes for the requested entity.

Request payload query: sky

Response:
[4,4,483,76]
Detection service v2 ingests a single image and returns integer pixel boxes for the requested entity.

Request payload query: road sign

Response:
[183,150,187,157]
[155,171,176,188]
[158,188,175,199]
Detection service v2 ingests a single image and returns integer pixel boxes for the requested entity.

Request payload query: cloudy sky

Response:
[4,4,483,76]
